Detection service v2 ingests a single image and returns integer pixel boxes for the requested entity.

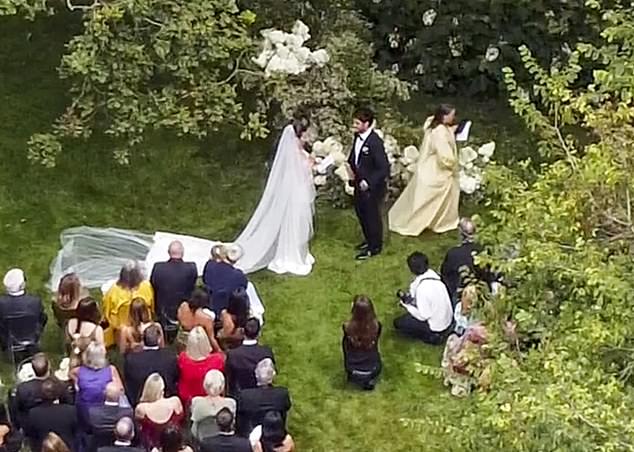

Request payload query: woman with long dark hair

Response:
[119,298,164,354]
[389,103,460,235]
[252,411,295,452]
[66,297,104,367]
[342,295,382,390]
[218,288,250,349]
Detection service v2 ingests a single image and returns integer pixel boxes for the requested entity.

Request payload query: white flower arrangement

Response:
[485,45,501,62]
[422,9,437,26]
[312,128,495,199]
[253,20,330,77]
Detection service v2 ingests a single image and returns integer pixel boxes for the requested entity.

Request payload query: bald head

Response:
[459,217,476,243]
[104,382,120,403]
[32,353,50,378]
[168,241,184,259]
[114,417,135,442]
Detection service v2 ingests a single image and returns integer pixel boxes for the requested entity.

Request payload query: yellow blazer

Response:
[102,280,154,347]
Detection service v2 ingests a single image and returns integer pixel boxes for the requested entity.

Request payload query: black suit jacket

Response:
[87,404,134,452]
[124,348,178,406]
[226,343,275,396]
[97,446,144,452]
[0,293,47,345]
[440,242,483,302]
[13,377,73,430]
[203,261,248,316]
[236,385,291,436]
[347,130,390,193]
[26,403,77,452]
[150,259,198,319]
[200,433,252,452]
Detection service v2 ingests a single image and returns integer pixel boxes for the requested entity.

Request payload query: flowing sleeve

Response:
[433,127,458,171]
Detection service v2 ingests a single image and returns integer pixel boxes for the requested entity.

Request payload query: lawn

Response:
[0,13,531,452]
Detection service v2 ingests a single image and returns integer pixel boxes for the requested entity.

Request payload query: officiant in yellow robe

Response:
[389,106,460,236]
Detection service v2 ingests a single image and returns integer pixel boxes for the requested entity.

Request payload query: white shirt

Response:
[354,128,373,165]
[405,269,453,332]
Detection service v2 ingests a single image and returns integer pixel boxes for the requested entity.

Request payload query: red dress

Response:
[139,410,185,450]
[177,352,225,406]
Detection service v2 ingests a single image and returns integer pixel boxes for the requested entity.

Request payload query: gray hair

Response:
[203,369,226,397]
[82,342,108,370]
[255,358,276,386]
[115,417,135,442]
[168,241,184,259]
[226,244,244,264]
[459,217,476,243]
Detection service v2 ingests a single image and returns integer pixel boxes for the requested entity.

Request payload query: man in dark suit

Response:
[200,408,252,452]
[150,240,198,339]
[0,268,47,351]
[87,383,134,452]
[123,325,178,406]
[440,217,489,304]
[12,353,72,430]
[226,318,274,396]
[347,108,390,260]
[236,358,291,436]
[26,379,78,452]
[203,244,248,317]
[97,417,143,452]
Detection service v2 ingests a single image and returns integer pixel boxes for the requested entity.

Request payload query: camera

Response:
[396,289,415,306]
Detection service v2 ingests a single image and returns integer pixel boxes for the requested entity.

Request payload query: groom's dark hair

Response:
[353,107,375,125]
[407,252,429,275]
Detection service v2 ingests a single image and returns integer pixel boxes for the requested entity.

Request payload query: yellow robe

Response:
[389,118,460,236]
[102,280,154,347]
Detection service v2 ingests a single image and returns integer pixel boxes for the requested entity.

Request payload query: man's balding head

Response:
[459,217,476,243]
[32,353,50,378]
[114,417,135,442]
[104,382,120,403]
[168,241,184,259]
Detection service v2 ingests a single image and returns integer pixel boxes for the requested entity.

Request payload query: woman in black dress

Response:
[342,295,382,390]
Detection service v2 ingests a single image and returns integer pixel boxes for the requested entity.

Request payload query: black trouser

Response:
[394,314,447,345]
[346,361,382,388]
[354,188,384,252]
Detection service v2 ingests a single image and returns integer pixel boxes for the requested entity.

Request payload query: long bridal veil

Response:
[234,124,315,275]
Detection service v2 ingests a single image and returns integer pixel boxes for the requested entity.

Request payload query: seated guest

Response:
[53,273,89,328]
[237,359,291,436]
[177,327,225,407]
[124,325,178,406]
[176,290,220,353]
[42,432,71,452]
[119,298,164,354]
[440,217,487,304]
[251,411,296,452]
[66,297,105,367]
[199,408,251,452]
[190,370,236,441]
[218,288,249,350]
[0,268,47,352]
[87,383,134,452]
[97,417,143,452]
[73,342,124,428]
[226,318,274,396]
[153,426,193,452]
[135,374,184,450]
[342,295,382,390]
[0,403,22,452]
[150,241,198,342]
[453,284,477,336]
[102,261,155,348]
[13,352,71,430]
[394,252,453,345]
[26,379,77,452]
[203,244,248,317]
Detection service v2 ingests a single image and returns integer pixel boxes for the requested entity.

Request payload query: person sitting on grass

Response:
[394,252,453,345]
[342,295,382,390]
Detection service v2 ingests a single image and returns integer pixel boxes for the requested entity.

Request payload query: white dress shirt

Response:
[354,128,373,165]
[404,269,453,332]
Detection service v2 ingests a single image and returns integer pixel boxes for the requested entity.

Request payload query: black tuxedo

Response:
[203,261,248,316]
[347,130,390,252]
[0,293,47,350]
[200,433,252,452]
[123,348,178,406]
[150,259,198,321]
[87,404,134,452]
[13,377,73,430]
[225,342,275,396]
[236,385,291,436]
[26,402,78,452]
[440,241,494,304]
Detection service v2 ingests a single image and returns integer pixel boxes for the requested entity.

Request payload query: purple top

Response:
[77,366,112,424]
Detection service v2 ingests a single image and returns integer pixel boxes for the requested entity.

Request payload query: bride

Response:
[234,118,316,276]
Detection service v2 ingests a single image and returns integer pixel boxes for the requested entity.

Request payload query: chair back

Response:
[4,313,41,351]
[195,415,220,441]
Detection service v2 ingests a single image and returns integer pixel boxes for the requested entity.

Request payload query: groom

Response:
[347,108,390,260]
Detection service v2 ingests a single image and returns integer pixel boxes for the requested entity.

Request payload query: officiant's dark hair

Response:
[431,104,456,128]
[291,116,310,138]
[407,252,429,275]
[353,107,375,125]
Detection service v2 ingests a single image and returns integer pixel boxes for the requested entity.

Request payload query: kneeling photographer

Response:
[394,252,453,345]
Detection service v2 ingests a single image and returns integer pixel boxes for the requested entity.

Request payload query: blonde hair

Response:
[461,285,478,311]
[139,373,165,403]
[82,342,108,369]
[211,244,227,261]
[186,326,212,361]
[203,369,225,397]
[42,432,70,452]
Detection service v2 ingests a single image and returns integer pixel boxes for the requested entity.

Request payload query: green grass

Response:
[0,13,531,451]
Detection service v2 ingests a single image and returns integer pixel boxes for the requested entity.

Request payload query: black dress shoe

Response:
[355,249,381,261]
[356,242,369,251]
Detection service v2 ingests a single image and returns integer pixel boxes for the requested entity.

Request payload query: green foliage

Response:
[356,0,609,95]
[0,0,50,18]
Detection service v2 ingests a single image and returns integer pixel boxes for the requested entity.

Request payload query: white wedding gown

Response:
[48,125,316,293]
